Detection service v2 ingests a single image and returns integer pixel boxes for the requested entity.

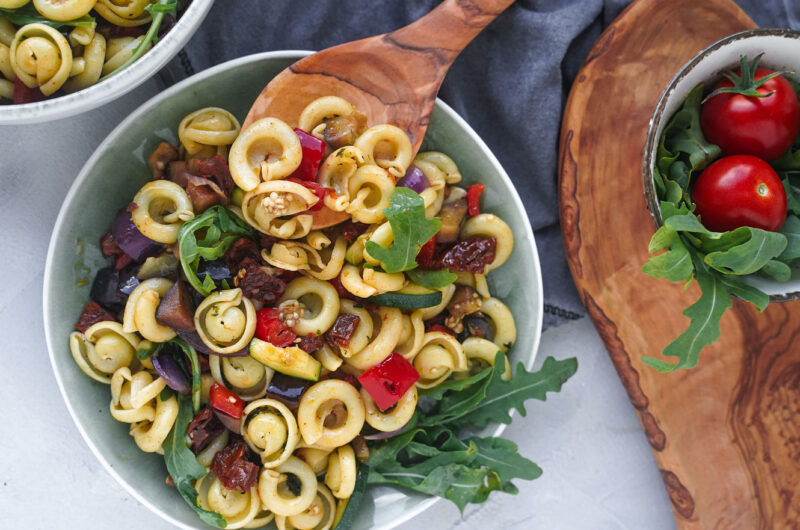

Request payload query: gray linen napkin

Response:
[160,0,800,329]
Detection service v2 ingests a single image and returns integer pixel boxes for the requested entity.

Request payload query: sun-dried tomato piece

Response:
[436,236,497,274]
[224,238,261,270]
[234,257,286,305]
[187,155,235,196]
[340,221,369,243]
[100,233,122,258]
[296,335,325,354]
[75,301,116,333]
[325,313,361,348]
[186,407,225,455]
[210,438,260,492]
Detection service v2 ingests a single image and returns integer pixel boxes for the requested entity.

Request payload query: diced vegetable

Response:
[255,308,297,347]
[90,267,124,310]
[250,337,322,381]
[368,290,442,309]
[112,208,163,261]
[209,382,245,419]
[437,199,468,243]
[466,183,484,216]
[416,236,437,269]
[396,164,429,193]
[152,353,191,395]
[357,353,420,411]
[266,372,312,409]
[287,177,329,211]
[291,128,326,181]
[156,280,195,331]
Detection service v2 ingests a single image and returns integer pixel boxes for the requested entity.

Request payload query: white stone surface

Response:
[0,83,675,529]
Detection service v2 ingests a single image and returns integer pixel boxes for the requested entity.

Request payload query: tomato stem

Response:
[702,53,791,103]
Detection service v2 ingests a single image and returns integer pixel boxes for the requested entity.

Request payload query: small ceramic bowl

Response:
[43,51,544,529]
[643,28,800,301]
[0,0,214,125]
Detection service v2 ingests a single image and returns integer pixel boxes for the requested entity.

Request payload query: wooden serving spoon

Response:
[243,0,516,227]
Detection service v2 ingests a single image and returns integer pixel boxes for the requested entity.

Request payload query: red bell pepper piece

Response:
[290,128,326,181]
[357,353,420,411]
[209,382,245,419]
[426,324,456,337]
[466,183,484,216]
[255,308,296,347]
[12,78,46,104]
[416,236,437,268]
[287,177,329,211]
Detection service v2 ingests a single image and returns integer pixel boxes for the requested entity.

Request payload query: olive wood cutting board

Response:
[558,0,800,527]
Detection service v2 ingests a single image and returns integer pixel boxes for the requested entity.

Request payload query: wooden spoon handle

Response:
[389,0,516,65]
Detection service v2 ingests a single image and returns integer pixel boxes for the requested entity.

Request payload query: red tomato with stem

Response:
[691,155,787,232]
[700,55,800,161]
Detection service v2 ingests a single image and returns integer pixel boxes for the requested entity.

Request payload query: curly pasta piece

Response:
[102,35,150,74]
[298,96,356,134]
[33,0,96,21]
[413,331,468,389]
[346,306,402,370]
[279,277,339,336]
[69,321,138,384]
[313,344,343,372]
[230,117,302,191]
[461,214,514,272]
[242,398,299,467]
[317,146,367,212]
[179,107,241,155]
[196,474,262,529]
[0,1,29,10]
[0,43,15,81]
[324,445,357,500]
[242,180,317,239]
[196,429,230,468]
[480,297,517,351]
[339,263,403,299]
[297,380,365,449]
[362,385,418,432]
[275,483,336,530]
[94,0,151,26]
[10,23,72,95]
[194,288,256,355]
[258,456,318,517]
[122,278,177,342]
[344,165,395,224]
[0,78,12,99]
[130,391,178,453]
[415,160,447,218]
[295,446,331,475]
[336,300,372,359]
[354,124,412,178]
[263,234,346,282]
[131,180,194,244]
[210,354,272,401]
[415,151,462,184]
[462,336,511,381]
[68,23,95,46]
[419,283,456,320]
[244,502,276,529]
[109,366,164,423]
[396,309,425,360]
[63,32,105,93]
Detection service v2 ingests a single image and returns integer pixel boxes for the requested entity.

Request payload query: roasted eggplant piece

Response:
[437,199,468,243]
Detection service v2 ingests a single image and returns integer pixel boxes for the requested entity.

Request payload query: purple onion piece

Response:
[213,409,242,433]
[112,208,163,262]
[152,353,191,395]
[175,328,249,357]
[363,426,406,440]
[396,164,429,193]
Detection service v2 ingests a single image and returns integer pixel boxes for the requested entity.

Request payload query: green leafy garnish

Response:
[0,4,95,28]
[168,338,202,413]
[406,268,458,289]
[365,188,441,273]
[163,395,226,528]
[136,340,157,361]
[177,205,256,297]
[100,0,178,80]
[367,352,577,511]
[642,81,799,372]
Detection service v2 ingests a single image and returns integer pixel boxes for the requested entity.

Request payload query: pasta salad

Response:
[68,96,578,529]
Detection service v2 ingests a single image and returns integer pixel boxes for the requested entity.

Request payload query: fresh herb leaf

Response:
[168,338,202,413]
[760,259,792,282]
[718,275,769,312]
[178,206,255,296]
[779,214,800,261]
[703,227,787,275]
[641,226,693,283]
[365,188,441,273]
[136,340,157,360]
[162,395,226,528]
[663,84,721,176]
[419,366,492,400]
[782,177,800,215]
[0,5,95,28]
[467,436,542,487]
[160,386,175,402]
[406,268,458,289]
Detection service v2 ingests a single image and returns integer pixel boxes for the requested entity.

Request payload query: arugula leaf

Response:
[641,226,693,283]
[163,395,226,528]
[662,84,721,176]
[467,436,542,487]
[642,255,732,372]
[419,366,492,400]
[782,177,800,215]
[703,228,786,275]
[365,188,441,273]
[779,214,800,261]
[406,268,458,289]
[178,206,256,296]
[0,5,95,28]
[136,340,157,361]
[719,275,769,312]
[419,353,578,430]
[760,259,792,282]
[168,338,202,413]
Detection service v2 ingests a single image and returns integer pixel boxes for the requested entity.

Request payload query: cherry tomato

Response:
[691,155,787,232]
[701,66,800,161]
[255,308,296,347]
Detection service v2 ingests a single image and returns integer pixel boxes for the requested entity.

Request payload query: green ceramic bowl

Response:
[43,51,543,530]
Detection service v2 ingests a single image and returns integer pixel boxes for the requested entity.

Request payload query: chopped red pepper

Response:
[287,177,329,211]
[255,308,297,347]
[466,183,484,216]
[209,382,245,419]
[290,128,326,181]
[12,78,46,104]
[357,353,420,411]
[416,236,437,269]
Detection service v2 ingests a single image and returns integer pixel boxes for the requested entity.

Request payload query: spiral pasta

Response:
[324,445,356,499]
[298,95,356,136]
[362,386,418,432]
[102,35,150,74]
[69,321,139,384]
[10,23,72,95]
[242,398,300,467]
[258,456,318,517]
[317,146,367,212]
[130,390,178,453]
[230,117,303,191]
[344,164,394,224]
[480,297,517,351]
[109,366,164,424]
[131,180,194,244]
[94,0,152,26]
[345,306,403,370]
[262,232,346,281]
[462,336,511,381]
[33,0,97,21]
[413,331,468,389]
[194,288,257,355]
[279,277,340,336]
[242,180,317,239]
[196,473,262,529]
[354,124,412,178]
[415,151,463,184]
[210,354,272,401]
[63,32,105,93]
[297,380,365,449]
[395,309,425,360]
[122,278,177,342]
[0,42,15,82]
[179,107,241,156]
[275,483,336,530]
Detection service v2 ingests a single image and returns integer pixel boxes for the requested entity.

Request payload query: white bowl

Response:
[0,0,214,125]
[643,28,800,301]
[43,51,544,529]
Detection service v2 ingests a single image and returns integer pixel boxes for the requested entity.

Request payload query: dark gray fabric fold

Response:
[161,0,800,329]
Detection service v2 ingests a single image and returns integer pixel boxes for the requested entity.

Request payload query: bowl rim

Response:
[0,0,215,125]
[641,27,800,303]
[42,49,544,530]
